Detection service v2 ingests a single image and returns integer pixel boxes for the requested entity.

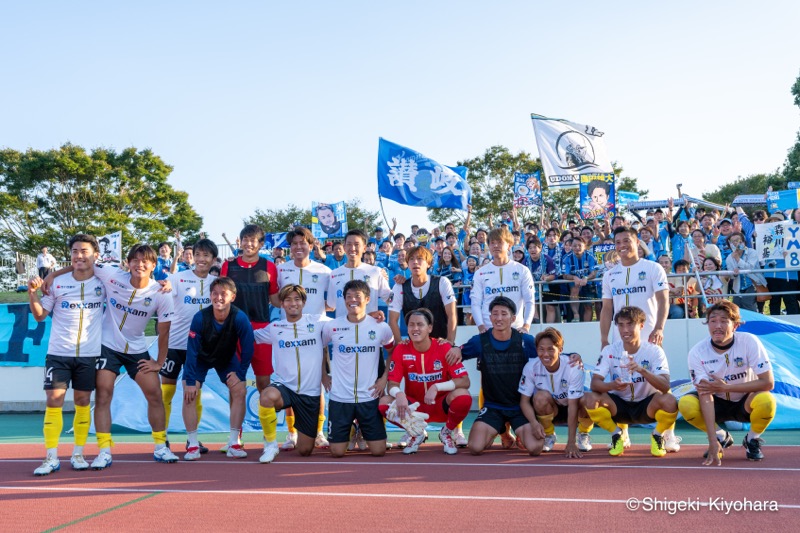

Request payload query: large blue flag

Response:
[377,138,471,210]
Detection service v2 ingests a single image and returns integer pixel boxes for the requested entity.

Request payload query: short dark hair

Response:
[344,229,368,245]
[193,238,218,259]
[405,307,434,327]
[613,226,638,240]
[614,306,646,326]
[489,296,517,315]
[287,226,315,246]
[240,224,265,243]
[68,234,99,253]
[126,243,157,264]
[210,276,237,294]
[157,241,170,250]
[342,279,370,299]
[587,179,610,196]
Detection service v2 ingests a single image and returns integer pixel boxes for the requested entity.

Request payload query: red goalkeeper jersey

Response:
[388,338,468,400]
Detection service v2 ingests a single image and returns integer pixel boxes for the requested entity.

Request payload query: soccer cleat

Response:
[607,429,631,449]
[186,440,209,455]
[314,432,330,449]
[226,444,248,459]
[355,430,367,451]
[259,442,280,464]
[577,432,593,452]
[70,454,90,471]
[184,446,202,461]
[743,436,765,461]
[452,427,468,448]
[91,451,113,470]
[500,430,515,449]
[154,446,179,463]
[439,428,458,455]
[34,457,61,476]
[663,430,682,453]
[280,432,298,451]
[219,442,230,453]
[543,433,557,452]
[403,432,428,455]
[347,428,360,451]
[650,434,667,457]
[703,430,734,458]
[397,432,412,449]
[608,432,625,457]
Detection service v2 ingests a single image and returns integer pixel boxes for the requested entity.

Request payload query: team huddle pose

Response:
[28,224,777,476]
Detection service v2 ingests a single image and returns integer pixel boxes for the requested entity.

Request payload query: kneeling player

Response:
[582,306,678,457]
[678,301,775,464]
[519,327,592,458]
[182,278,254,460]
[254,284,330,463]
[379,308,471,455]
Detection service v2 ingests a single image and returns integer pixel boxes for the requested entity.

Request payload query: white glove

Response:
[385,400,429,437]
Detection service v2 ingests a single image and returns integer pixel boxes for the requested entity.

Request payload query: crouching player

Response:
[379,308,471,455]
[254,284,330,463]
[182,278,254,460]
[678,301,775,464]
[519,327,592,458]
[582,306,678,457]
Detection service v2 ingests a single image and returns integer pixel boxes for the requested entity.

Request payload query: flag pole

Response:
[378,195,392,232]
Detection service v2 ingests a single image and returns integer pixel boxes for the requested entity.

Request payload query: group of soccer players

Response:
[29,222,778,475]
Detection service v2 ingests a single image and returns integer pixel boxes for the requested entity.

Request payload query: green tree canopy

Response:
[702,171,784,207]
[245,198,380,238]
[782,69,800,183]
[0,144,203,258]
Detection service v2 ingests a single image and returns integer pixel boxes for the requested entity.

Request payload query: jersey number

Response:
[45,367,54,383]
[96,358,107,370]
[162,360,175,373]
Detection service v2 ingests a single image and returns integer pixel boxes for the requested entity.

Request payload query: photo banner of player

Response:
[513,171,543,207]
[530,114,614,190]
[377,138,471,210]
[579,173,616,219]
[97,231,122,262]
[755,221,800,265]
[616,190,640,209]
[311,201,348,239]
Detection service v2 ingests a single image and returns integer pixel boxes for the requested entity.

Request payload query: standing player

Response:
[327,229,392,319]
[254,285,331,463]
[678,301,776,464]
[29,234,105,475]
[380,309,471,455]
[276,227,332,450]
[322,280,395,458]
[583,306,678,457]
[159,238,218,455]
[182,277,254,460]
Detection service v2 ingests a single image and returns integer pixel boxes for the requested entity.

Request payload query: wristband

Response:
[436,380,456,392]
[389,386,403,397]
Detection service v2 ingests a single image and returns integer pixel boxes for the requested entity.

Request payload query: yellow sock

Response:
[678,395,706,431]
[536,413,556,435]
[585,406,617,433]
[196,392,203,425]
[43,407,63,449]
[456,422,463,431]
[578,417,594,434]
[73,405,91,447]
[152,430,167,445]
[318,413,326,435]
[749,392,777,434]
[286,414,296,434]
[654,409,678,435]
[259,406,277,442]
[161,384,176,425]
[97,432,114,450]
[478,389,484,410]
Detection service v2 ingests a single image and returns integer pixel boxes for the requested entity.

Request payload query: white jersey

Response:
[321,315,394,403]
[168,270,216,349]
[254,314,330,397]
[278,260,331,316]
[40,273,105,357]
[388,276,457,314]
[594,341,670,402]
[518,355,585,406]
[94,263,174,354]
[470,259,536,329]
[687,332,771,402]
[601,259,668,343]
[326,263,392,318]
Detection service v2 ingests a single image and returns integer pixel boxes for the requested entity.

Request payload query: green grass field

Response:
[0,290,29,304]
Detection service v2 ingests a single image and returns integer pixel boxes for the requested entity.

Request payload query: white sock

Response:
[229,428,241,445]
[46,447,58,459]
[715,428,727,440]
[154,443,166,451]
[72,445,84,456]
[613,427,622,436]
[99,447,111,455]
[747,430,761,441]
[187,431,199,448]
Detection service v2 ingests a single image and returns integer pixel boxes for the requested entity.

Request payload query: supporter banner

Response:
[627,199,684,210]
[97,231,122,262]
[262,232,289,251]
[789,182,800,190]
[0,304,48,366]
[755,221,800,265]
[377,138,471,210]
[311,201,348,239]
[530,114,613,189]
[513,171,543,207]
[579,173,615,219]
[732,194,767,206]
[616,190,640,208]
[766,189,800,213]
[590,243,616,267]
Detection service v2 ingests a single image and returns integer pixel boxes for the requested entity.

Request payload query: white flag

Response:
[97,231,122,262]
[531,114,614,189]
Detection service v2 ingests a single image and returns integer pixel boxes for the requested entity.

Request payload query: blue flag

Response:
[377,138,471,210]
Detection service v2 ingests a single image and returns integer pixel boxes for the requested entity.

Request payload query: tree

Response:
[702,172,784,206]
[782,69,800,183]
[245,198,381,237]
[613,163,649,199]
[0,144,203,258]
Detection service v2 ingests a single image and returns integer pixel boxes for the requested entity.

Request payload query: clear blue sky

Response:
[2,1,799,240]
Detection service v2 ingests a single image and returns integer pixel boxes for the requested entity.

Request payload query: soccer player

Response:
[254,285,330,463]
[380,309,471,455]
[182,277,254,460]
[159,238,218,455]
[321,280,395,458]
[582,306,678,457]
[678,301,775,464]
[519,327,592,458]
[29,234,105,475]
[276,227,332,450]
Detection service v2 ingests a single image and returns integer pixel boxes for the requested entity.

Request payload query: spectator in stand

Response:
[700,257,726,307]
[389,249,411,287]
[526,237,558,323]
[725,232,762,312]
[433,246,463,285]
[36,246,57,279]
[154,242,173,281]
[456,255,479,325]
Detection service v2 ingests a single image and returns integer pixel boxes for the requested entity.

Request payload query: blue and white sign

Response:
[312,201,348,239]
[616,190,640,209]
[513,171,543,207]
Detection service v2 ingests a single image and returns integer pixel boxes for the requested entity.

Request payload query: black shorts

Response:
[688,392,750,424]
[98,345,151,379]
[159,349,187,380]
[273,383,319,438]
[193,357,240,385]
[474,405,529,434]
[551,404,569,425]
[43,355,97,391]
[540,287,559,303]
[328,399,386,443]
[610,393,656,425]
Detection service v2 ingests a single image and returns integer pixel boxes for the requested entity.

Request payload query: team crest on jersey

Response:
[94,286,102,296]
[368,330,376,340]
[560,378,568,389]
[638,271,646,281]
[143,297,152,306]
[512,272,520,281]
[389,361,395,372]
[363,275,371,283]
[307,323,315,333]
[734,357,744,368]
[433,360,442,371]
[641,360,650,371]
[311,274,319,283]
